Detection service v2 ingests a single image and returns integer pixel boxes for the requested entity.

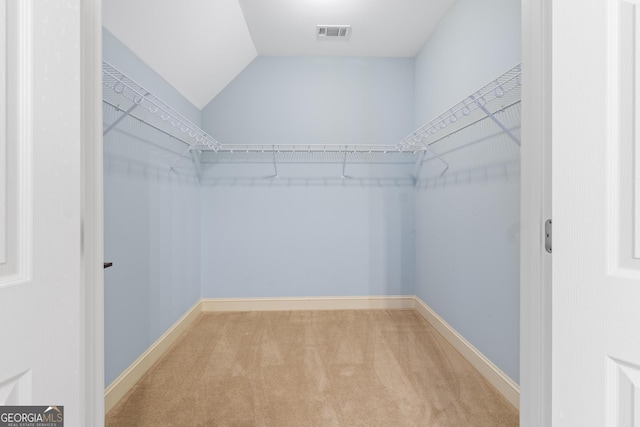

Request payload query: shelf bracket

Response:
[103,91,149,137]
[341,145,348,179]
[190,150,203,183]
[472,95,521,146]
[167,145,192,173]
[420,143,449,177]
[411,150,427,184]
[271,146,279,179]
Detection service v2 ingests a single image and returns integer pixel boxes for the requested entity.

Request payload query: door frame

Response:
[520,0,552,425]
[81,0,104,425]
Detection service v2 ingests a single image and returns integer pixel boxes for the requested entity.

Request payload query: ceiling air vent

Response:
[316,25,351,40]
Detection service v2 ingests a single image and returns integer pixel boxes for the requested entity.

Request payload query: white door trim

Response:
[520,0,552,425]
[80,0,104,425]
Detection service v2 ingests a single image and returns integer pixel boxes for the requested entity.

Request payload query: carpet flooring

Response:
[106,310,518,426]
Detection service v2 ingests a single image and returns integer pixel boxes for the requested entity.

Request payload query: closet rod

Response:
[420,129,520,167]
[471,96,521,146]
[418,106,521,167]
[103,94,147,137]
[208,144,407,154]
[202,160,416,165]
[424,99,521,148]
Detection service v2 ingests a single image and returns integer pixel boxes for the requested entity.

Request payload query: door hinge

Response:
[545,219,552,254]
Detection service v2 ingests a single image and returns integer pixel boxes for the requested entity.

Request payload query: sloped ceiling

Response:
[103,0,456,109]
[103,0,257,109]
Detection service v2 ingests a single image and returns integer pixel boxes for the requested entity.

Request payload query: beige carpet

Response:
[106,310,518,426]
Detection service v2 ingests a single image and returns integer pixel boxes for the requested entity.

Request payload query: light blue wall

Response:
[201,56,414,145]
[103,28,201,126]
[104,157,200,386]
[199,56,416,299]
[200,183,415,298]
[414,0,521,127]
[413,0,521,383]
[103,30,202,386]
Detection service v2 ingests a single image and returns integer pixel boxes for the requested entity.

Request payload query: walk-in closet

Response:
[102,0,521,424]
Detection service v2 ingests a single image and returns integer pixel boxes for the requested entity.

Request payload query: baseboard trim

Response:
[201,296,415,312]
[104,300,202,414]
[412,296,520,409]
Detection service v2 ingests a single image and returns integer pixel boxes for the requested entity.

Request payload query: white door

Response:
[552,0,640,425]
[0,1,103,426]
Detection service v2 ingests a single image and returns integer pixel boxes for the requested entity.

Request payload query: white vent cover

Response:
[316,25,351,39]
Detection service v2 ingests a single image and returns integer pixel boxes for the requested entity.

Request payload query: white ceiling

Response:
[239,0,456,57]
[103,0,456,109]
[103,0,257,109]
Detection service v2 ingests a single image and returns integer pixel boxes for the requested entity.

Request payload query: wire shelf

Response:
[395,64,521,151]
[102,61,222,151]
[201,144,417,165]
[102,60,521,177]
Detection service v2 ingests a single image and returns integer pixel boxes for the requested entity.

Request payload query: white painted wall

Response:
[413,0,521,383]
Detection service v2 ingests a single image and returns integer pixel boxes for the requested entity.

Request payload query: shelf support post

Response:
[420,143,449,177]
[167,145,193,173]
[272,146,278,179]
[190,150,203,183]
[341,145,348,179]
[412,150,426,185]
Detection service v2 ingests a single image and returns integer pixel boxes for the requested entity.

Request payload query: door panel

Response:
[0,1,103,425]
[627,0,640,261]
[608,358,640,426]
[607,10,640,425]
[616,0,640,268]
[553,0,640,425]
[0,0,35,406]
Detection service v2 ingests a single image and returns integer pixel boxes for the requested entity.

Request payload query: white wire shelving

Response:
[395,64,521,152]
[201,144,417,163]
[102,61,222,151]
[102,60,521,179]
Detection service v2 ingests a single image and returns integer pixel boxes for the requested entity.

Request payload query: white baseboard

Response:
[201,296,415,312]
[412,296,520,409]
[104,300,202,414]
